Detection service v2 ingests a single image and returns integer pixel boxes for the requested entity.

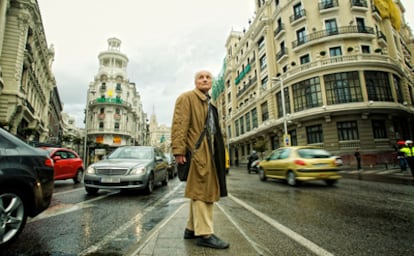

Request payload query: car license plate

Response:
[101,177,120,183]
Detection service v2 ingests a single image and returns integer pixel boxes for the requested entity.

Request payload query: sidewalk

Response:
[126,201,260,256]
[338,166,413,185]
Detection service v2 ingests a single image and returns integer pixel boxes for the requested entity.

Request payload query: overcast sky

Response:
[38,0,414,128]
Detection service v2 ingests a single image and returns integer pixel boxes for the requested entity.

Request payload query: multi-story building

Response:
[0,0,58,142]
[149,110,171,152]
[85,38,148,159]
[219,0,414,167]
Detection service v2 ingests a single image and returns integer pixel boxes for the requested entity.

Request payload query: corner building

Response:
[85,38,148,153]
[221,0,414,167]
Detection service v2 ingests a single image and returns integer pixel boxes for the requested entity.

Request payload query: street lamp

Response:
[83,88,96,165]
[272,76,289,146]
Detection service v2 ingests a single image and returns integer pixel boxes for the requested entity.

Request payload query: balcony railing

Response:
[276,47,288,61]
[292,25,374,48]
[318,0,339,10]
[289,9,306,23]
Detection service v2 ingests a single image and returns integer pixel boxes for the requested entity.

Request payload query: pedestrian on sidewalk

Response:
[400,140,414,177]
[354,148,362,170]
[397,144,408,172]
[171,70,229,249]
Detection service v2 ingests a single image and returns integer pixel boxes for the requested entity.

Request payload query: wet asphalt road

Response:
[1,168,413,256]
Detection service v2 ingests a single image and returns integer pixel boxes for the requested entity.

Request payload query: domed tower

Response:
[84,38,147,162]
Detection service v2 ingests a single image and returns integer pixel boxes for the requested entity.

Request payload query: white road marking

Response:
[28,191,118,223]
[228,193,335,256]
[79,183,184,256]
[216,202,272,256]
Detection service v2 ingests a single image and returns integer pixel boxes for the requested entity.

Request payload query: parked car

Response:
[0,128,54,248]
[40,147,84,183]
[258,146,342,186]
[84,146,169,195]
[164,153,177,178]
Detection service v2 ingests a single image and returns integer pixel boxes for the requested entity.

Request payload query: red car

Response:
[41,147,84,183]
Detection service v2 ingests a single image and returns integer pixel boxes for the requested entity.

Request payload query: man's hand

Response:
[175,155,187,165]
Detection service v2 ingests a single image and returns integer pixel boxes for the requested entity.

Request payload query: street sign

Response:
[283,134,290,146]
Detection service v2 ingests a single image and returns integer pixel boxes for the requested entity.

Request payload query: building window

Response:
[324,71,363,104]
[290,129,297,146]
[329,46,342,56]
[276,88,291,118]
[306,125,323,144]
[251,108,258,128]
[271,135,279,150]
[227,125,232,139]
[300,54,310,64]
[261,76,268,90]
[372,120,387,139]
[116,83,122,91]
[293,3,304,20]
[99,122,104,129]
[240,116,245,134]
[325,19,338,35]
[361,45,370,53]
[227,92,231,102]
[245,112,251,132]
[364,71,393,102]
[292,77,323,112]
[100,108,105,114]
[115,108,120,114]
[114,122,120,130]
[296,28,307,45]
[259,54,267,70]
[337,121,359,141]
[235,119,239,137]
[393,75,403,104]
[261,102,269,122]
[258,37,265,50]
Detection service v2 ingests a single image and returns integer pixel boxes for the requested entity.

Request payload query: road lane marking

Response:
[125,202,187,256]
[79,183,184,256]
[28,191,118,223]
[53,187,85,196]
[228,193,334,256]
[216,202,272,256]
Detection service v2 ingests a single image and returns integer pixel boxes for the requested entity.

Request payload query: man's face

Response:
[195,71,212,93]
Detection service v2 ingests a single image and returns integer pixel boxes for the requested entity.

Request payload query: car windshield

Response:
[109,147,153,160]
[298,148,332,159]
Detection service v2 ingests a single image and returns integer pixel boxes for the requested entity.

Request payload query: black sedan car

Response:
[0,128,54,248]
[83,146,169,195]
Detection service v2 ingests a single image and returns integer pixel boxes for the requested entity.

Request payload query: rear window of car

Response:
[298,148,332,159]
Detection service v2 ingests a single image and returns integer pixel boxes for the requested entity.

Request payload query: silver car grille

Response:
[96,168,129,175]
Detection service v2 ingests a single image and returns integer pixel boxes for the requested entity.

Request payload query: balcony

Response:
[318,0,339,12]
[289,9,306,25]
[276,48,288,61]
[350,0,368,11]
[292,25,374,49]
[377,31,387,47]
[274,24,285,40]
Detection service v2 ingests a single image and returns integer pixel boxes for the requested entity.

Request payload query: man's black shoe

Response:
[184,229,197,239]
[196,234,229,249]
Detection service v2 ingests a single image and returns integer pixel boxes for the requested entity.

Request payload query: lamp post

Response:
[272,77,289,146]
[83,88,96,165]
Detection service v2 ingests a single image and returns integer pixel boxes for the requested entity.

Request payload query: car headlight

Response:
[86,166,96,174]
[130,167,146,175]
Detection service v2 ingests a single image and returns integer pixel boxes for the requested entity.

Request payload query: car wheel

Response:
[286,171,297,186]
[258,168,267,181]
[162,172,169,186]
[85,187,99,195]
[0,190,27,248]
[73,169,84,184]
[325,180,337,186]
[145,173,154,194]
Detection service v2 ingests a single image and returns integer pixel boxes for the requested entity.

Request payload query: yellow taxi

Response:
[258,146,341,186]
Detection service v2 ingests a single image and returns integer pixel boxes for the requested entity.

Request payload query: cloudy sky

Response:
[38,0,414,128]
[38,0,255,128]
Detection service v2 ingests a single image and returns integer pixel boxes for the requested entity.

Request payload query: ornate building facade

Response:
[218,0,414,167]
[0,0,60,143]
[85,37,148,157]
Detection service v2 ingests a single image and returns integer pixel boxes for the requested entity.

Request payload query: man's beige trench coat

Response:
[171,88,227,203]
